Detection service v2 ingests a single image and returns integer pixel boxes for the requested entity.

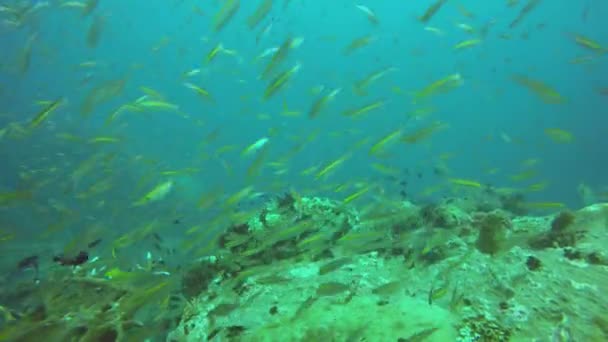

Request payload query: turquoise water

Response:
[0,0,607,340]
[2,1,606,211]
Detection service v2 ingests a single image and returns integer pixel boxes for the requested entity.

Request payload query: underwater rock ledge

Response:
[169,198,608,342]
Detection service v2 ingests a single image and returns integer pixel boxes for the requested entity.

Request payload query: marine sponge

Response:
[474,211,510,255]
[550,210,575,233]
[529,210,583,249]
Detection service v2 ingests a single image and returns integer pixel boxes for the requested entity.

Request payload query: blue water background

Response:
[0,0,607,246]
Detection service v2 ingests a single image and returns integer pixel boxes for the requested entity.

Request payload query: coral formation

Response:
[168,200,608,341]
[528,210,585,249]
[420,201,470,228]
[474,210,511,255]
[4,194,608,341]
[457,314,511,342]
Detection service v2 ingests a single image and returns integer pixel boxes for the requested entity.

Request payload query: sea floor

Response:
[1,198,607,342]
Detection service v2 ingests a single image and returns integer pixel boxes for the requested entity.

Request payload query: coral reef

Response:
[457,314,511,342]
[420,200,471,228]
[7,195,606,341]
[528,210,585,249]
[168,200,608,341]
